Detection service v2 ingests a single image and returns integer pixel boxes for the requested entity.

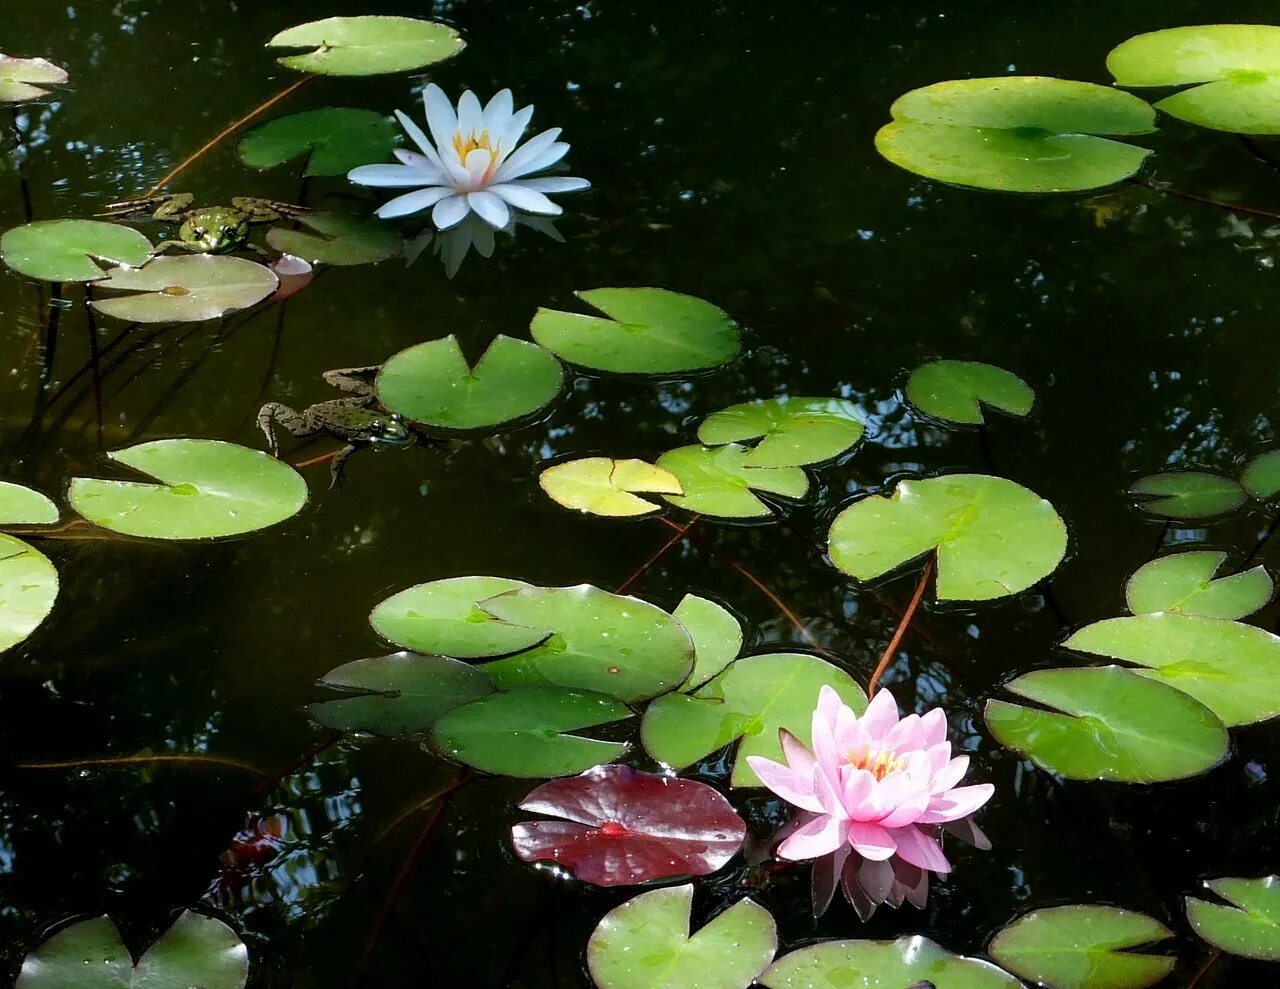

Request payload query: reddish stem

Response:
[615,514,701,594]
[867,560,933,696]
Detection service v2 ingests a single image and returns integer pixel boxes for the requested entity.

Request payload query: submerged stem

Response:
[615,514,701,594]
[867,559,933,696]
[1130,176,1280,223]
[17,753,269,778]
[1186,949,1221,989]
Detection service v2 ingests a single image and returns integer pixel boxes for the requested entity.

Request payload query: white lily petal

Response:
[498,105,535,161]
[488,183,563,215]
[375,186,455,219]
[518,176,591,193]
[422,83,458,153]
[395,108,437,160]
[463,147,495,187]
[496,141,569,183]
[482,89,514,134]
[492,127,562,183]
[457,90,483,137]
[348,164,434,188]
[433,194,471,230]
[467,190,510,229]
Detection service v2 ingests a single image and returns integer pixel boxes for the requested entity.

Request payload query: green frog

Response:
[97,193,307,255]
[257,367,417,486]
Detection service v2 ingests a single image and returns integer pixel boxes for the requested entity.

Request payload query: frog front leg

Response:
[256,402,325,457]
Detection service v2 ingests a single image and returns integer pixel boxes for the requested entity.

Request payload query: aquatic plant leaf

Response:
[984,665,1228,782]
[762,935,1022,989]
[0,54,67,103]
[266,211,403,266]
[238,108,398,176]
[539,458,682,517]
[696,397,865,468]
[1,220,152,282]
[904,360,1035,426]
[828,473,1067,601]
[876,77,1155,193]
[268,253,313,301]
[1186,875,1280,961]
[1109,26,1280,134]
[656,444,808,518]
[531,288,742,374]
[1242,449,1280,500]
[376,335,564,430]
[266,16,465,76]
[17,910,248,989]
[642,653,867,787]
[1065,613,1280,726]
[676,594,743,691]
[477,584,694,702]
[309,651,494,736]
[1125,550,1272,620]
[588,884,776,989]
[988,905,1174,989]
[1129,471,1245,520]
[430,686,630,777]
[370,576,550,659]
[511,765,747,886]
[0,534,57,653]
[0,482,57,525]
[68,439,308,539]
[89,254,278,322]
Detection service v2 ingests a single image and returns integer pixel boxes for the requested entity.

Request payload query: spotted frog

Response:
[97,193,307,255]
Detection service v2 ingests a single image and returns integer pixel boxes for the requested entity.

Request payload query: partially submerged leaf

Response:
[1129,471,1245,520]
[238,108,398,176]
[266,211,403,266]
[904,360,1035,425]
[1,220,153,282]
[0,54,68,103]
[266,16,465,76]
[696,397,866,467]
[656,444,808,519]
[0,482,58,525]
[1186,875,1280,961]
[89,255,278,322]
[762,934,1022,989]
[370,576,550,659]
[1125,550,1272,620]
[0,534,58,653]
[539,458,682,517]
[1242,449,1280,500]
[675,594,743,691]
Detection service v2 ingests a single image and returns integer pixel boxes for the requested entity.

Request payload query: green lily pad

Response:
[1129,471,1246,520]
[0,54,67,103]
[655,444,809,519]
[376,335,564,431]
[0,534,58,653]
[69,439,308,540]
[675,594,743,691]
[1125,551,1272,620]
[539,458,683,517]
[1,220,153,283]
[762,935,1023,989]
[904,360,1035,426]
[696,397,865,468]
[1109,26,1280,134]
[642,652,867,787]
[89,254,278,323]
[587,885,777,989]
[1186,875,1280,961]
[989,905,1175,989]
[238,108,398,177]
[1065,613,1280,727]
[265,211,403,266]
[477,584,694,703]
[875,77,1156,193]
[266,16,465,76]
[984,665,1228,782]
[430,686,630,778]
[16,910,248,989]
[531,288,742,374]
[828,473,1068,601]
[309,651,494,736]
[370,576,550,659]
[1242,449,1280,500]
[0,482,58,525]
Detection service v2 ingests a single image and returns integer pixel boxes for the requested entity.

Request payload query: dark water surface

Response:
[3,1,1280,985]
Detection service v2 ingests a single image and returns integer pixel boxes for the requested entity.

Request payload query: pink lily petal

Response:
[884,713,927,752]
[860,688,901,739]
[746,755,823,813]
[920,783,995,824]
[931,755,971,794]
[779,729,816,776]
[919,707,948,747]
[778,813,847,861]
[878,779,931,829]
[890,825,951,874]
[847,821,897,861]
[813,761,848,819]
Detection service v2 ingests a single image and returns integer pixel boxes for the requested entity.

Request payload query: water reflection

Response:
[405,209,564,277]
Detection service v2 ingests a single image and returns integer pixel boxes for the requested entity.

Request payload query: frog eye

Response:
[192,227,206,238]
[370,422,386,436]
[221,226,235,237]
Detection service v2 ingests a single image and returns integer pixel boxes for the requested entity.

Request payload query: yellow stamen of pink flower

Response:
[846,746,906,781]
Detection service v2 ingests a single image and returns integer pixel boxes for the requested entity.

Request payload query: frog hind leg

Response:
[321,366,381,398]
[257,402,323,456]
[97,192,192,220]
[329,443,359,489]
[233,197,310,223]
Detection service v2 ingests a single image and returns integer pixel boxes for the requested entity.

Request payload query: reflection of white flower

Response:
[349,83,589,231]
[406,209,564,277]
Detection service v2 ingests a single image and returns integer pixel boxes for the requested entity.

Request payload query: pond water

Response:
[3,1,1280,986]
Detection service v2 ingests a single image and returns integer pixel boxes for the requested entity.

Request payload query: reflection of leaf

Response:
[0,534,58,653]
[238,108,398,176]
[656,444,808,519]
[762,934,1021,989]
[989,905,1174,989]
[1242,449,1280,500]
[370,576,550,659]
[1186,875,1280,961]
[266,16,465,76]
[0,53,67,103]
[1126,550,1271,620]
[904,360,1034,425]
[89,255,278,322]
[984,665,1228,782]
[511,765,747,886]
[265,211,403,266]
[697,397,865,467]
[675,594,743,691]
[0,482,58,525]
[1129,470,1245,520]
[539,458,682,517]
[588,884,776,989]
[1,220,152,282]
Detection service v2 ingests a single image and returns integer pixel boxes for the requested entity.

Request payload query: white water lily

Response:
[348,83,589,231]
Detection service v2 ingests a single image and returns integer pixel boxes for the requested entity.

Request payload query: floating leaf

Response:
[696,397,865,468]
[16,911,248,989]
[531,288,742,374]
[430,686,630,778]
[984,665,1228,782]
[1186,875,1280,961]
[0,54,67,103]
[828,473,1067,601]
[587,885,776,989]
[539,458,682,517]
[656,444,808,519]
[0,534,58,653]
[989,905,1175,989]
[1109,26,1280,134]
[875,77,1156,193]
[309,651,494,736]
[238,108,398,177]
[904,360,1035,426]
[762,935,1022,989]
[69,439,308,539]
[0,482,57,525]
[1125,551,1272,620]
[675,594,743,691]
[376,335,564,431]
[89,255,278,323]
[1242,449,1280,500]
[265,211,403,266]
[266,16,465,76]
[477,584,694,702]
[1129,471,1245,521]
[642,653,867,787]
[1,220,153,283]
[370,576,550,659]
[1065,613,1280,727]
[511,765,747,886]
